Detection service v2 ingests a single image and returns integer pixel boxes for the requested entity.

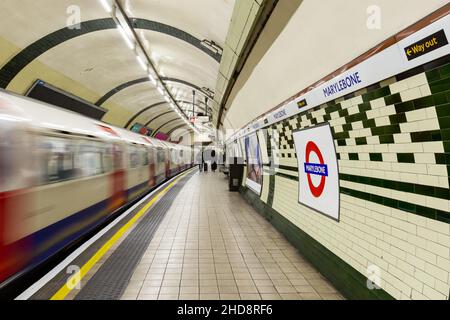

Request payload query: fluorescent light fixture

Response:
[148,74,157,86]
[99,0,112,12]
[117,25,134,49]
[136,55,147,71]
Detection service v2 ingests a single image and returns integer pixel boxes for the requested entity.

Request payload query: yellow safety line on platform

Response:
[50,169,194,300]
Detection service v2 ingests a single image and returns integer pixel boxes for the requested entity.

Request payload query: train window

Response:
[129,146,140,168]
[78,142,104,177]
[0,130,24,191]
[113,144,124,170]
[141,149,149,166]
[157,149,166,163]
[102,146,114,173]
[38,136,79,184]
[36,137,117,185]
[148,148,156,164]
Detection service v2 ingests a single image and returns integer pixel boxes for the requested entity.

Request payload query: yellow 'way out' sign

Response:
[404,29,448,61]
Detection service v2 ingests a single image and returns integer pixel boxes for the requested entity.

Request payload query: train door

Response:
[108,143,126,211]
[178,148,183,173]
[0,122,33,283]
[155,148,166,185]
[165,148,171,178]
[148,147,156,188]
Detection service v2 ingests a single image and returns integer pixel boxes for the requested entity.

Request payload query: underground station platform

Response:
[0,1,449,316]
[16,170,343,301]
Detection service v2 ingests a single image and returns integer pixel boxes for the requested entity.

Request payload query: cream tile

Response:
[200,294,220,300]
[160,287,180,295]
[121,173,341,302]
[180,286,199,294]
[321,293,344,300]
[181,277,198,285]
[220,294,241,300]
[158,294,179,300]
[137,294,158,300]
[162,279,180,287]
[275,286,296,294]
[257,286,277,294]
[280,293,301,300]
[218,286,239,294]
[200,286,219,294]
[143,279,163,287]
[140,287,161,295]
[261,293,282,300]
[236,279,255,286]
[237,285,258,294]
[300,292,322,300]
[217,279,237,286]
[240,293,261,300]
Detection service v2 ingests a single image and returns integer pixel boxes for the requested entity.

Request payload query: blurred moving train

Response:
[0,89,194,285]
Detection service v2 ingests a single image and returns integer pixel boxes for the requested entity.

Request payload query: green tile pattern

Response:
[263,59,450,224]
[240,186,395,300]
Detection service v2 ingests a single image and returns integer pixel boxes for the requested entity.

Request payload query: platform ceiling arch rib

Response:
[0,18,220,90]
[0,0,236,136]
[152,117,185,137]
[96,76,213,107]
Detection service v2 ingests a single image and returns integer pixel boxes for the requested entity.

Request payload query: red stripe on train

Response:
[0,190,31,283]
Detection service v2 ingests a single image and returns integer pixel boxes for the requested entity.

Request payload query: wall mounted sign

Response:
[293,123,340,221]
[297,99,308,108]
[404,29,448,61]
[244,133,263,195]
[322,72,362,98]
[227,14,450,144]
[131,123,143,133]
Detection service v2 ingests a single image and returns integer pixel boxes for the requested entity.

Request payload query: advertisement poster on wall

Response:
[293,123,340,221]
[244,133,263,195]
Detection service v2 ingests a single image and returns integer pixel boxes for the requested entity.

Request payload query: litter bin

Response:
[228,157,244,192]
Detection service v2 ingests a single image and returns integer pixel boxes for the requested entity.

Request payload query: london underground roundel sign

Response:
[293,123,340,221]
[304,141,328,198]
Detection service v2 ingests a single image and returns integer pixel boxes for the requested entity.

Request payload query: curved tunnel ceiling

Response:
[96,76,213,106]
[0,0,236,137]
[0,18,220,89]
[151,117,184,137]
[124,100,209,130]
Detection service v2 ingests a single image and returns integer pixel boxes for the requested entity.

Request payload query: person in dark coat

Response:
[211,150,217,172]
[196,149,203,172]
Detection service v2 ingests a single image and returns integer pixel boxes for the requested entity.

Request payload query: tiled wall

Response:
[240,57,450,300]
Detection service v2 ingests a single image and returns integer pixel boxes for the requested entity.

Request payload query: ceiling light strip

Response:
[98,0,199,134]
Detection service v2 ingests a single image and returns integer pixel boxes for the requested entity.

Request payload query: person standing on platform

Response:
[211,149,217,172]
[202,148,208,173]
[196,148,203,172]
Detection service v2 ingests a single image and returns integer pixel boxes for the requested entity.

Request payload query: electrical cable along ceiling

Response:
[0,0,236,137]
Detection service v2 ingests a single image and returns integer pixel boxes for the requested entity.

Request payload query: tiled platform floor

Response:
[122,172,344,300]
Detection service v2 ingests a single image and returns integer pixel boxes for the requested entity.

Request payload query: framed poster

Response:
[257,129,270,165]
[131,123,143,133]
[244,133,263,195]
[293,123,340,221]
